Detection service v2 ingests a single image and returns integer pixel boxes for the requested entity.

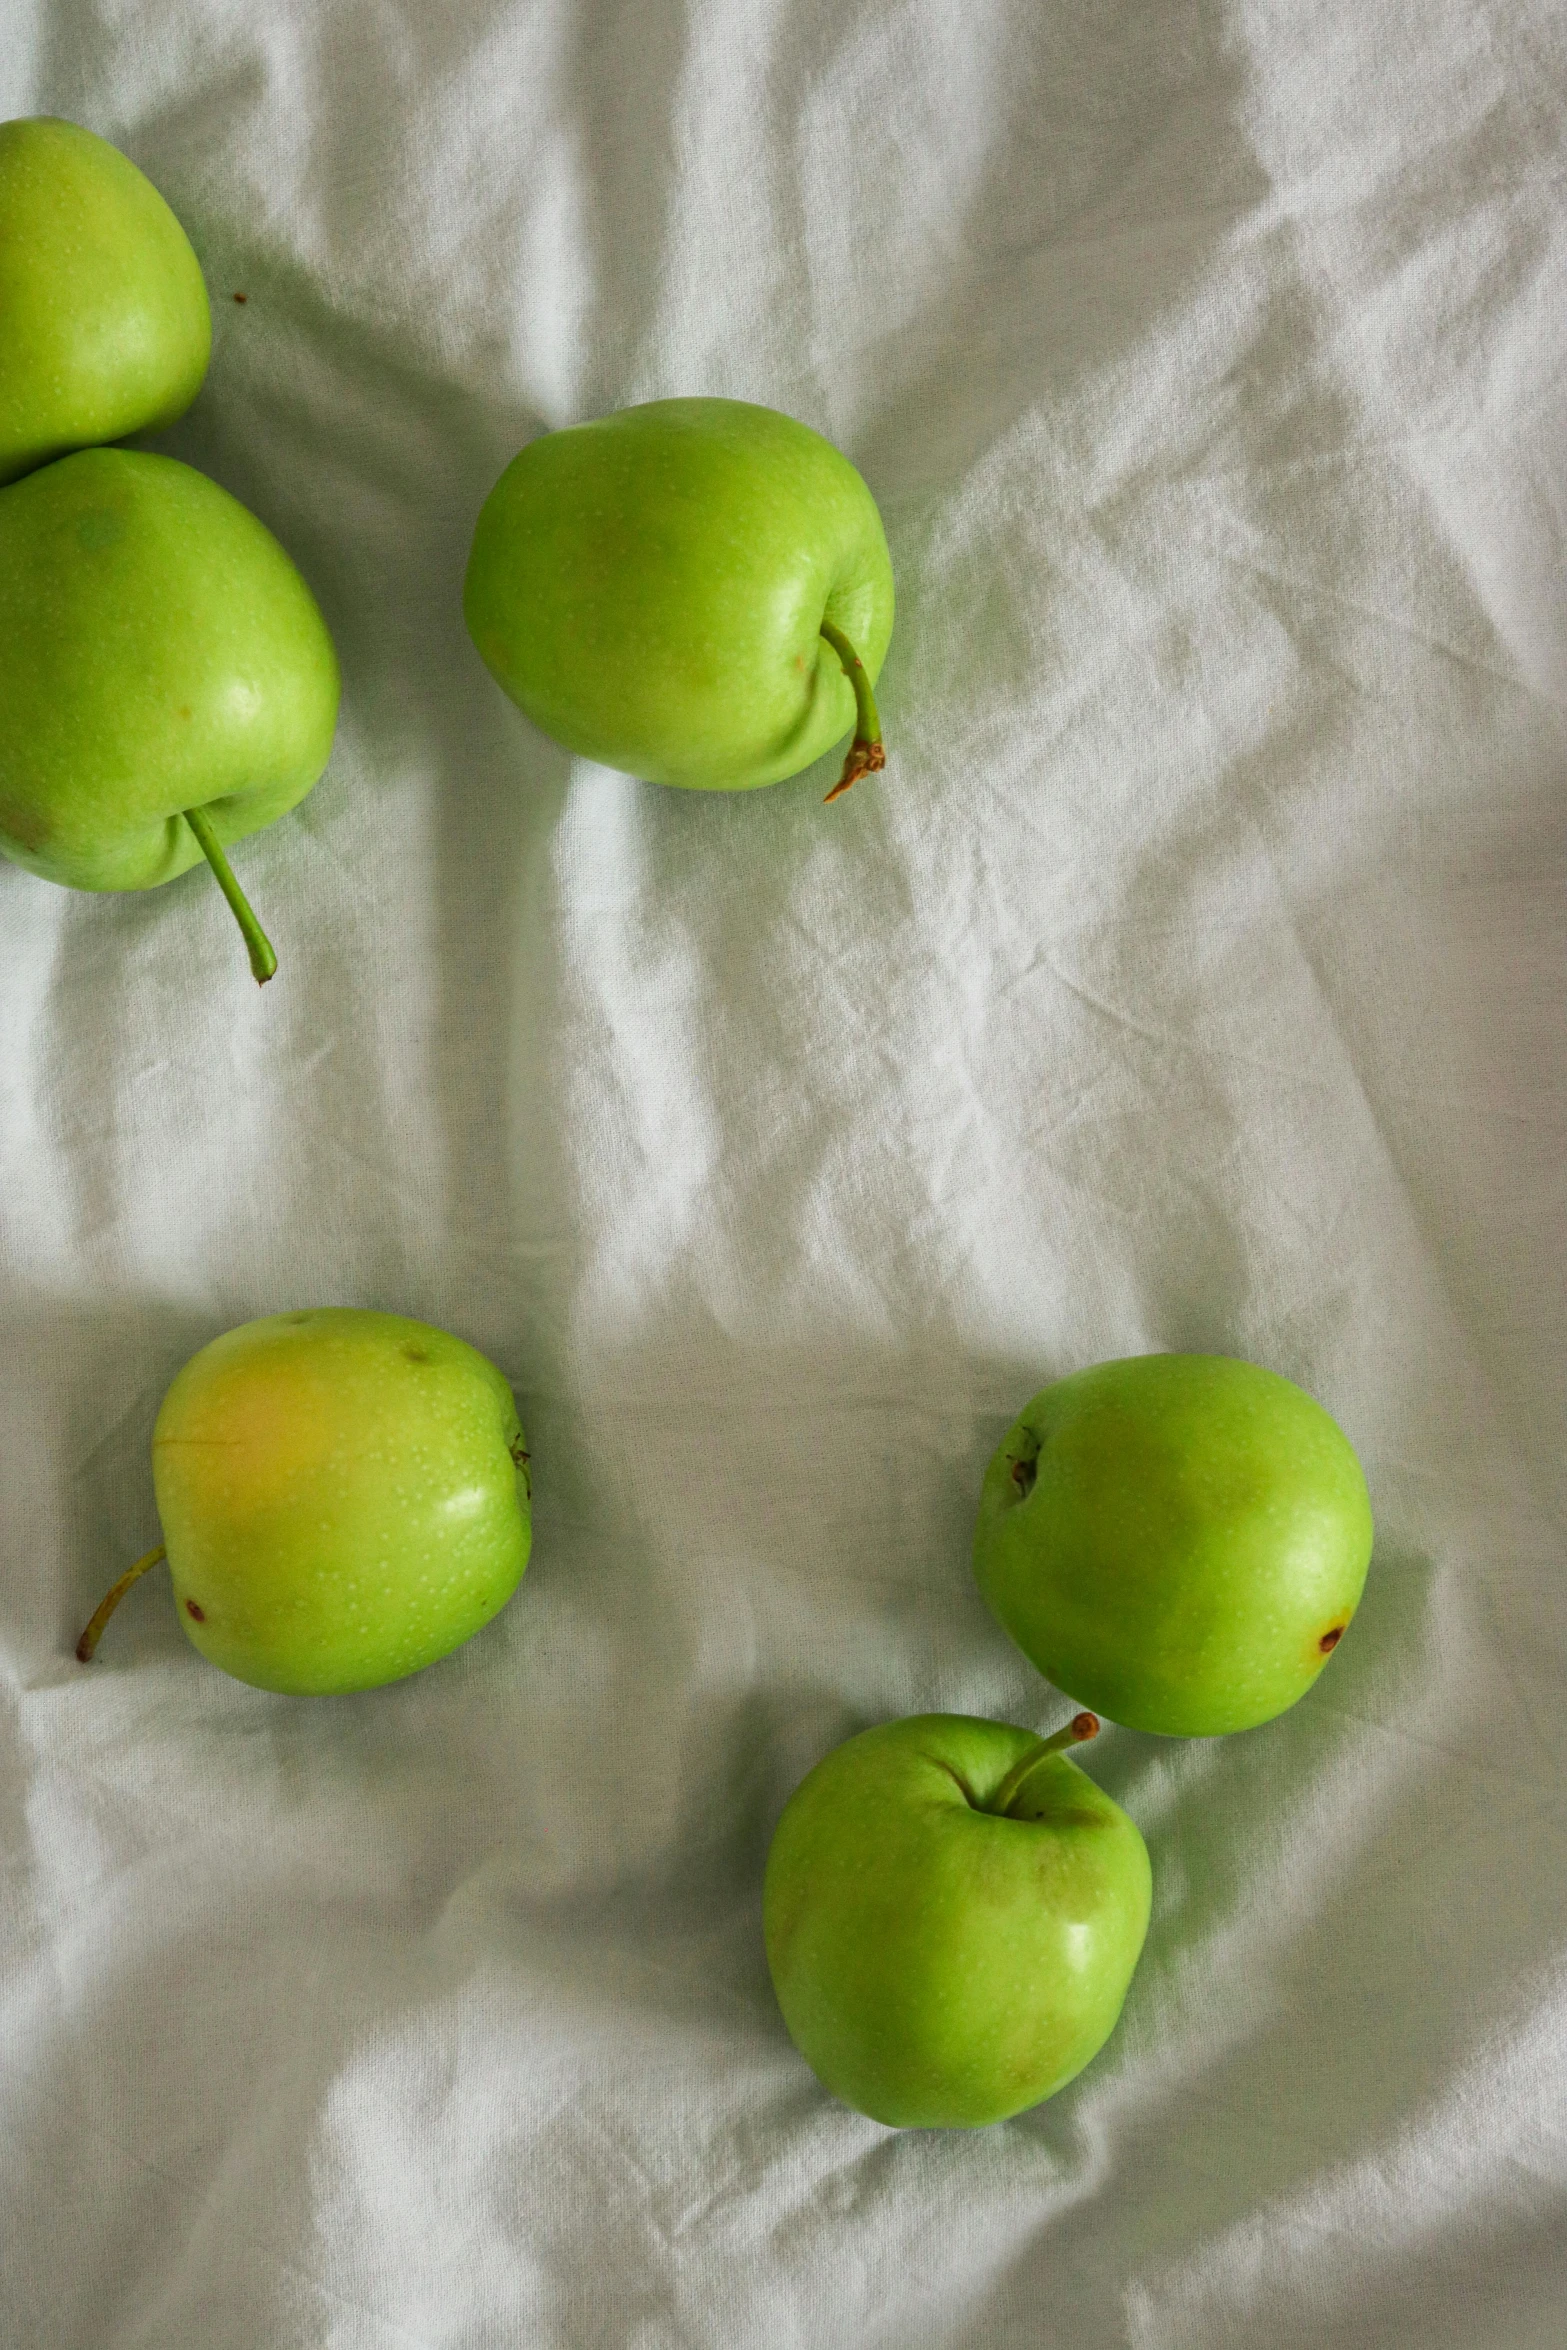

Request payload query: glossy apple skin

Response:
[974,1354,1374,1737]
[0,117,211,486]
[464,397,894,790]
[0,448,339,893]
[763,1714,1151,2128]
[152,1310,531,1695]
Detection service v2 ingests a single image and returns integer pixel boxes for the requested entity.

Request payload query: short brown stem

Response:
[819,618,886,803]
[990,1712,1100,1817]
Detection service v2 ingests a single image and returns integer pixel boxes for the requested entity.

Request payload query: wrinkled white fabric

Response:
[3,3,1565,2344]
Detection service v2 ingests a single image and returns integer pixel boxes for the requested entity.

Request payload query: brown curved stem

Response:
[76,1544,167,1662]
[820,619,886,803]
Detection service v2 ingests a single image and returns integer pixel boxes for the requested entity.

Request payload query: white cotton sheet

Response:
[3,3,1565,2343]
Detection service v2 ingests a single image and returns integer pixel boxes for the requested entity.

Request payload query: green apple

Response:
[0,447,339,982]
[76,1309,531,1693]
[464,397,895,798]
[974,1353,1374,1737]
[0,116,211,486]
[764,1711,1150,2128]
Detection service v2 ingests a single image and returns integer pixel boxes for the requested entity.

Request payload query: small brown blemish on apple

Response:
[0,799,51,852]
[177,706,192,720]
[403,1345,430,1363]
[185,1599,206,1621]
[1318,1624,1344,1654]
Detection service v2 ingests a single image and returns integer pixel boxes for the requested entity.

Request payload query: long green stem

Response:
[989,1712,1099,1816]
[183,806,277,985]
[76,1544,167,1662]
[819,618,886,803]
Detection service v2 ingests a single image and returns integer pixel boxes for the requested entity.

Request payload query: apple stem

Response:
[183,806,278,985]
[75,1544,168,1663]
[819,618,886,803]
[991,1712,1100,1817]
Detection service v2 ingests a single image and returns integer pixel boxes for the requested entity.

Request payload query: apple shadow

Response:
[0,1288,217,1672]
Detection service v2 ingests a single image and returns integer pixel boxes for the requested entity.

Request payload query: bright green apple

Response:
[76,1309,532,1693]
[974,1353,1374,1737]
[464,397,895,798]
[764,1711,1150,2128]
[0,116,211,486]
[0,447,339,981]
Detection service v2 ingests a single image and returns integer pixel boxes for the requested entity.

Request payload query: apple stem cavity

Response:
[75,1543,168,1663]
[989,1712,1101,1818]
[183,806,278,985]
[819,618,886,803]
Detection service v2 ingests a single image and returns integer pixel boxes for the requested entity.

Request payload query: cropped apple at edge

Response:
[78,1309,532,1694]
[0,115,210,487]
[0,114,340,983]
[0,449,340,897]
[464,397,895,795]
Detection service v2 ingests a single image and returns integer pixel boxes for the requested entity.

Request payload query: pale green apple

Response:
[77,1310,532,1693]
[0,116,211,486]
[464,397,895,796]
[764,1711,1150,2128]
[974,1353,1374,1736]
[0,447,339,980]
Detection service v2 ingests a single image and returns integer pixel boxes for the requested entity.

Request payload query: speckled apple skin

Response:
[0,116,211,486]
[464,397,894,791]
[152,1310,531,1695]
[0,449,339,892]
[974,1354,1374,1737]
[764,1714,1151,2129]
